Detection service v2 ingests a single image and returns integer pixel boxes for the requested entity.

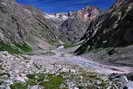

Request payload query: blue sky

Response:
[16,0,116,13]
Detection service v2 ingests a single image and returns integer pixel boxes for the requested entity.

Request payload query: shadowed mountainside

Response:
[75,0,133,55]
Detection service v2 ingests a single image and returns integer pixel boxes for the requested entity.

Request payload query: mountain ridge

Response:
[0,0,59,53]
[0,0,133,89]
[44,6,101,44]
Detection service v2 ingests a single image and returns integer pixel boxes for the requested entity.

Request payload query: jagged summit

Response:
[111,0,132,8]
[44,6,101,22]
[43,6,101,43]
[75,0,133,55]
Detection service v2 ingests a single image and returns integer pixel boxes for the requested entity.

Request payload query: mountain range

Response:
[0,0,133,89]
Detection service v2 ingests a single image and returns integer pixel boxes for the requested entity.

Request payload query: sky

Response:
[16,0,116,13]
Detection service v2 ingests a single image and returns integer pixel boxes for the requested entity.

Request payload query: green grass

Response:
[26,73,46,85]
[10,82,28,89]
[48,40,58,45]
[63,43,74,48]
[10,71,110,89]
[63,42,78,48]
[26,73,65,89]
[15,43,32,52]
[0,42,32,54]
[40,74,64,89]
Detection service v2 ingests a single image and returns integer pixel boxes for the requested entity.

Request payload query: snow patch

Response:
[44,14,68,20]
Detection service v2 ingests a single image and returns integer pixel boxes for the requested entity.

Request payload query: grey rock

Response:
[58,16,89,43]
[30,85,44,89]
[75,1,133,55]
[0,0,57,51]
[127,72,133,81]
[45,7,100,44]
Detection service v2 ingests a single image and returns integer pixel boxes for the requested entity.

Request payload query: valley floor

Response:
[0,46,133,89]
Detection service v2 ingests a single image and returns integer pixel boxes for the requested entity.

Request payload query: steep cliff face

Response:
[75,0,133,55]
[0,0,57,53]
[58,7,100,43]
[58,16,89,43]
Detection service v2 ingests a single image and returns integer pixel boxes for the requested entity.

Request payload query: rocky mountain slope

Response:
[0,0,58,54]
[75,0,133,55]
[74,0,133,72]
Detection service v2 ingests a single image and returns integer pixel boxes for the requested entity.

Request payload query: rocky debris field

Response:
[0,51,133,89]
